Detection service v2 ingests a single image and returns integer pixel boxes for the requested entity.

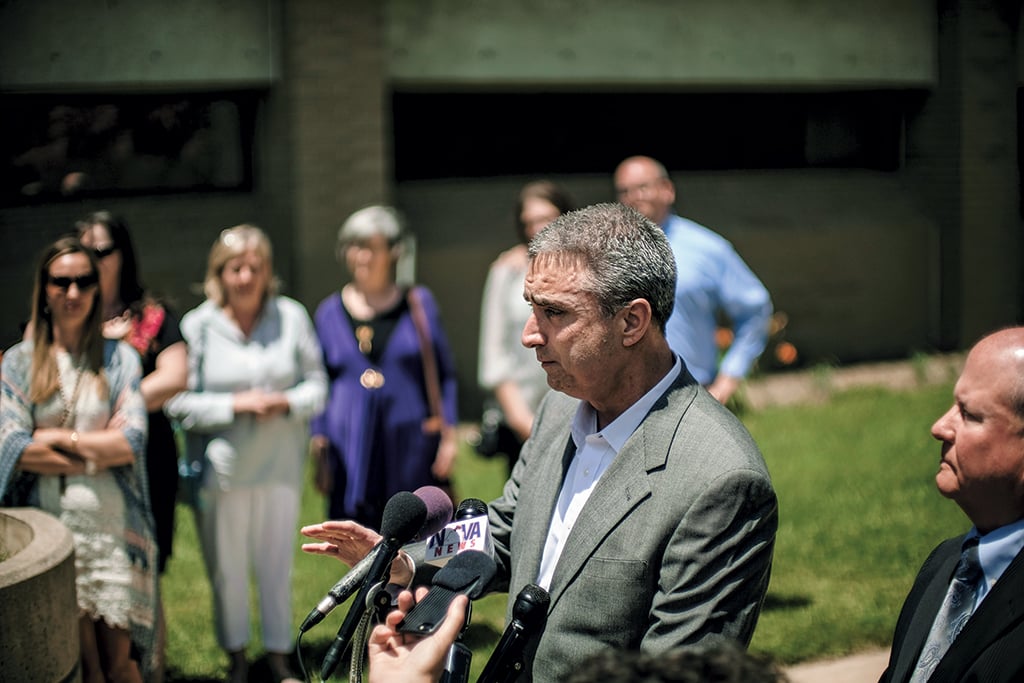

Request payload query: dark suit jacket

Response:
[487,369,778,683]
[879,534,1024,682]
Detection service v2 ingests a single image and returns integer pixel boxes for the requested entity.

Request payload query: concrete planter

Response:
[0,508,80,683]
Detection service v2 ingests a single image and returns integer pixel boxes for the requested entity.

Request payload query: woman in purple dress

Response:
[310,206,458,530]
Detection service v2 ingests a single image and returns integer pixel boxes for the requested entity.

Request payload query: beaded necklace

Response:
[55,352,87,493]
[56,352,87,428]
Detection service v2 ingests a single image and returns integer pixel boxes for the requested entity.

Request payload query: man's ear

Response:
[620,298,653,348]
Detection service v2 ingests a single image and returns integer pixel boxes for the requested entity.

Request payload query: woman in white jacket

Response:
[166,224,326,683]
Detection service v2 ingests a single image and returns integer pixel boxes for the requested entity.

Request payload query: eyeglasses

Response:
[92,245,118,260]
[47,273,99,291]
[615,180,663,198]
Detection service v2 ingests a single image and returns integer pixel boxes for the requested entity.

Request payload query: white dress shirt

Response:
[536,356,682,589]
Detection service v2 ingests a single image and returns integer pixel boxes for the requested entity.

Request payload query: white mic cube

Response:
[424,515,493,567]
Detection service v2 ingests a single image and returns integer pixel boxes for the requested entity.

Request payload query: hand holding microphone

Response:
[319,489,440,680]
[299,486,453,633]
[398,549,497,635]
[366,589,469,683]
[307,493,493,679]
[398,549,497,683]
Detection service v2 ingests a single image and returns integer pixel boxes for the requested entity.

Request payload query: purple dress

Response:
[311,286,458,529]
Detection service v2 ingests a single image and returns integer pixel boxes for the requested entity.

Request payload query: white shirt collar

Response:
[569,354,683,452]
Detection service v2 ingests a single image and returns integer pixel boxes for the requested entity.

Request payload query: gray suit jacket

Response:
[486,369,778,682]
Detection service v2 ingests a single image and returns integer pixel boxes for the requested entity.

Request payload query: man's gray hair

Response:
[528,202,677,330]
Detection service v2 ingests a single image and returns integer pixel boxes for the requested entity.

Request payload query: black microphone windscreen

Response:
[512,584,550,626]
[432,549,497,600]
[475,583,550,683]
[380,491,428,542]
[413,485,454,540]
[455,497,488,519]
[397,549,497,635]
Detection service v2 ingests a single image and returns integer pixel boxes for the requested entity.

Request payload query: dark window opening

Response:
[393,90,914,181]
[1,91,259,206]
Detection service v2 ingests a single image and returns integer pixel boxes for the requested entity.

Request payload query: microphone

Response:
[319,490,430,680]
[455,496,488,519]
[397,549,497,635]
[412,485,458,540]
[299,485,453,633]
[476,584,551,683]
[424,497,494,567]
[403,548,496,683]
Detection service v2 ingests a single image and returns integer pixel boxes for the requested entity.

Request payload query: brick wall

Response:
[281,0,390,314]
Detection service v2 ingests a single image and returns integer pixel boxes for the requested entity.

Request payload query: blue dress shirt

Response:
[972,518,1024,608]
[661,214,772,385]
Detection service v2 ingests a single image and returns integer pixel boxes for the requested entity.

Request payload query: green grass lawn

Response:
[163,380,963,680]
[744,384,964,663]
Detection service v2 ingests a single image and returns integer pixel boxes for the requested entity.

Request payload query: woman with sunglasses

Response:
[76,210,186,680]
[0,237,157,682]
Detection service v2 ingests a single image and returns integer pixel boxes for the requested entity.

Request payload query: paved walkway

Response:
[742,352,965,411]
[783,647,889,683]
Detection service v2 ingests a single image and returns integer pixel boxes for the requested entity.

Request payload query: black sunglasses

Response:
[92,245,119,260]
[48,273,99,291]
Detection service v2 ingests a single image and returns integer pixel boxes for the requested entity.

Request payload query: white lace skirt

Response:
[39,472,137,629]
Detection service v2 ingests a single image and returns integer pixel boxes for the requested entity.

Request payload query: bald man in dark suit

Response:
[880,327,1024,682]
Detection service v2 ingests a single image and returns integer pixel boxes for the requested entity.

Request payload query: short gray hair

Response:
[336,205,407,259]
[528,202,676,330]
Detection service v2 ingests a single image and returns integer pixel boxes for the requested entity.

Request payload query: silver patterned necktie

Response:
[909,538,982,683]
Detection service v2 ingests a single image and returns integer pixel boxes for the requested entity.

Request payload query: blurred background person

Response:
[164,225,326,683]
[0,237,157,682]
[477,180,574,472]
[310,205,458,529]
[614,155,772,405]
[77,211,186,680]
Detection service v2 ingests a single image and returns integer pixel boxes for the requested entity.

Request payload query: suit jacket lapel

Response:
[889,542,961,682]
[930,544,1024,681]
[544,436,651,611]
[512,431,577,589]
[544,376,694,611]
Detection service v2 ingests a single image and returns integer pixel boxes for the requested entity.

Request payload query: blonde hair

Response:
[203,224,280,306]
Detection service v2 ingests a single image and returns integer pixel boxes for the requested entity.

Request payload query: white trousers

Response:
[198,483,300,652]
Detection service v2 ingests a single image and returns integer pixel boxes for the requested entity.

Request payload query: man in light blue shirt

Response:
[614,155,772,404]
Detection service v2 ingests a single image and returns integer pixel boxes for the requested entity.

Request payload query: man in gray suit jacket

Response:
[484,201,776,682]
[304,202,778,682]
[880,326,1024,682]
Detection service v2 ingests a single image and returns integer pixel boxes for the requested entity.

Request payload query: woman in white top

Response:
[1,237,154,682]
[477,180,574,471]
[166,225,326,683]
